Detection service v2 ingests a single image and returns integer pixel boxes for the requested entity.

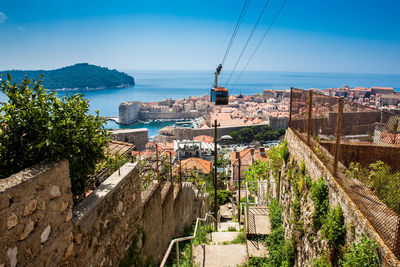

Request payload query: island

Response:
[0,63,135,90]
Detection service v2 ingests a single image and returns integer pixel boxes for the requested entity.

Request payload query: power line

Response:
[224,0,271,87]
[230,0,288,90]
[221,0,251,66]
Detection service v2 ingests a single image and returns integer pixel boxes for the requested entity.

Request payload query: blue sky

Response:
[1,0,400,74]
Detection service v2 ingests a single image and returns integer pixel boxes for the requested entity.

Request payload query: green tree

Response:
[244,160,269,194]
[267,141,288,180]
[0,75,109,200]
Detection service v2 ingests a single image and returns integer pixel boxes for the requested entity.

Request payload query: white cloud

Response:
[0,12,7,23]
[17,26,26,31]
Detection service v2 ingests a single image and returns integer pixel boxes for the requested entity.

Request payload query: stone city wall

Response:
[110,128,149,150]
[0,160,208,267]
[156,124,271,143]
[139,111,204,121]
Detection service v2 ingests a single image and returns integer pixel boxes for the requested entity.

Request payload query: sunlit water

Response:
[1,70,400,137]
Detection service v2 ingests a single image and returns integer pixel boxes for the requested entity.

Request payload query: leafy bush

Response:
[217,190,232,206]
[269,198,283,229]
[0,76,109,200]
[345,162,368,183]
[340,236,380,267]
[321,205,346,248]
[311,177,330,231]
[346,161,400,213]
[241,257,269,267]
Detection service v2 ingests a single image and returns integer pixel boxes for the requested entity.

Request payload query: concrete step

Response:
[192,244,247,267]
[211,232,239,244]
[247,206,270,235]
[247,239,268,258]
[218,222,240,232]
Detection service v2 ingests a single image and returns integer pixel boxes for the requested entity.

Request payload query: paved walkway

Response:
[193,244,247,267]
[211,232,239,244]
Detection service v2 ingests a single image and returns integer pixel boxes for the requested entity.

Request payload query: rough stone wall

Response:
[68,162,142,267]
[110,128,149,150]
[271,161,325,266]
[0,160,73,267]
[139,111,204,120]
[0,160,208,267]
[283,128,400,266]
[140,181,163,263]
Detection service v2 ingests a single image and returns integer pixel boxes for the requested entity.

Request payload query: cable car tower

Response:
[210,64,229,105]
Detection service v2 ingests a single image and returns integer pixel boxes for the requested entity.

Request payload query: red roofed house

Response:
[180,157,212,174]
[193,135,214,143]
[231,148,268,182]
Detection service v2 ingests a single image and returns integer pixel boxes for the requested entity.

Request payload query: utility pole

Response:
[213,119,220,229]
[179,158,182,183]
[236,151,241,225]
[169,151,172,183]
[156,144,159,180]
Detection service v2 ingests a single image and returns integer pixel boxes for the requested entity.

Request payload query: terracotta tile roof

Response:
[231,148,268,166]
[107,141,135,156]
[180,157,212,174]
[194,135,214,143]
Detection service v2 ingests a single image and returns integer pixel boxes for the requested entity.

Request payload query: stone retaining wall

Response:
[285,128,400,266]
[0,160,208,266]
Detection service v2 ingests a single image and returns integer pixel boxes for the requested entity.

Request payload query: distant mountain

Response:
[0,63,135,90]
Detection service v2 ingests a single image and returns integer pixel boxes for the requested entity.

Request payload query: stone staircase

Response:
[192,204,247,267]
[191,202,271,266]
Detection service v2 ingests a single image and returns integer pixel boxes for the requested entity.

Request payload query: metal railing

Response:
[160,212,219,267]
[289,87,400,259]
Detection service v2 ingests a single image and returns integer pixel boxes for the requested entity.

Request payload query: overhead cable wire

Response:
[224,0,271,86]
[221,0,251,66]
[230,0,288,89]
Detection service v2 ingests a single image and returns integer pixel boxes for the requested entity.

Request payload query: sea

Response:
[1,70,400,138]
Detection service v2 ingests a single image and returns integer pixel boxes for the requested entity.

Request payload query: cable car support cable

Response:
[230,0,288,89]
[221,0,251,66]
[224,0,271,87]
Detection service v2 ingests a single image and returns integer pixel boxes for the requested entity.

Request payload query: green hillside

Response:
[0,63,135,90]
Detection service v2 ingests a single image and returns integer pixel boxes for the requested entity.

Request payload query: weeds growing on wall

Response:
[311,251,330,267]
[322,205,346,248]
[264,198,296,267]
[311,177,330,231]
[321,205,346,265]
[269,198,283,229]
[339,235,381,267]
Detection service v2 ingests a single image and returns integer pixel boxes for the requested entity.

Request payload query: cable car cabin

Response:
[210,87,229,105]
